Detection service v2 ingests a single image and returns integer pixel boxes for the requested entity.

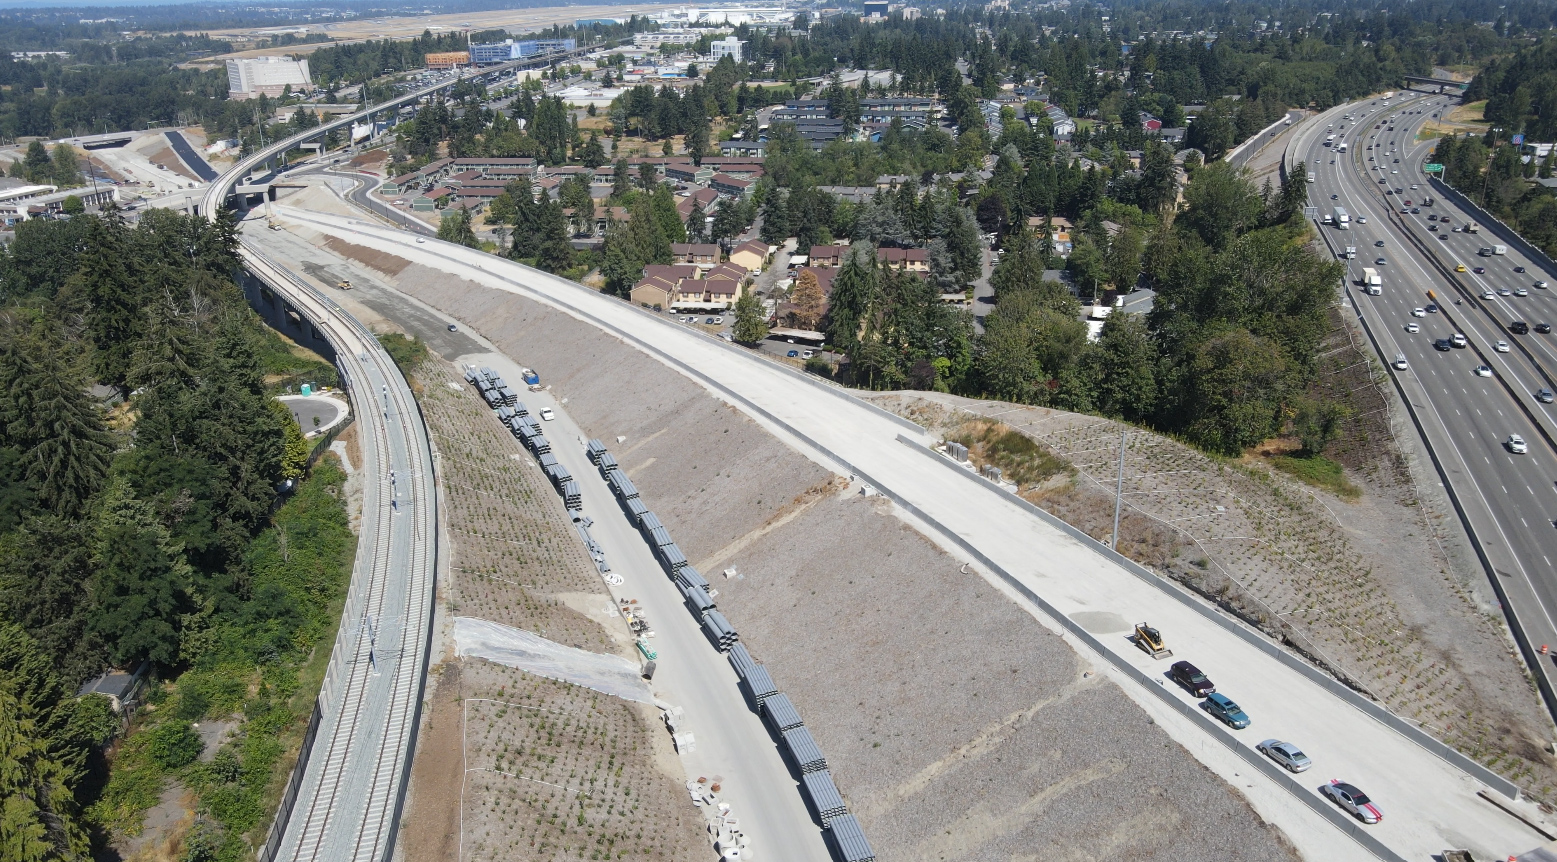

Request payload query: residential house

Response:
[808,245,844,267]
[877,247,929,272]
[671,242,720,267]
[719,139,767,158]
[728,239,771,272]
[704,262,747,286]
[631,275,679,309]
[1139,112,1163,131]
[412,186,454,211]
[666,163,716,185]
[711,173,753,198]
[705,278,739,307]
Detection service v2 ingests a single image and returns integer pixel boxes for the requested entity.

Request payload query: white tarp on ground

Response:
[453,616,652,703]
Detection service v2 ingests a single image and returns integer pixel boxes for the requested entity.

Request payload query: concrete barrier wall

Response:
[893,432,1521,802]
[1428,176,1557,285]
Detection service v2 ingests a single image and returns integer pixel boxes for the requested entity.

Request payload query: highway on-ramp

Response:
[1294,91,1557,722]
[269,201,1557,862]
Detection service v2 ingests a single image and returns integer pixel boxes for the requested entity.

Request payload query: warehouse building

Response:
[226,56,313,100]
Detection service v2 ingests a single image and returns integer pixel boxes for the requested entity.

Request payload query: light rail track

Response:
[241,245,437,862]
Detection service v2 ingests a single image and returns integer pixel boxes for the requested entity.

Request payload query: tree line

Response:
[0,207,350,857]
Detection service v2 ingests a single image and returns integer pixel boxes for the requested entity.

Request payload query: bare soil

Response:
[400,352,707,861]
[348,260,1306,859]
[873,388,1557,798]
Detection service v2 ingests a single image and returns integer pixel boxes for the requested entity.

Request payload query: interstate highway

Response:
[1295,90,1557,714]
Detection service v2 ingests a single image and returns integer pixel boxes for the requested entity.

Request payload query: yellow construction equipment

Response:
[336,280,352,290]
[1134,623,1173,659]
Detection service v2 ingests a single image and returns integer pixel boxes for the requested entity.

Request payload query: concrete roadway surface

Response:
[241,218,832,861]
[266,202,1555,862]
[1298,90,1557,719]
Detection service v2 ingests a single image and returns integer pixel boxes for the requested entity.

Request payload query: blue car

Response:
[1202,693,1251,729]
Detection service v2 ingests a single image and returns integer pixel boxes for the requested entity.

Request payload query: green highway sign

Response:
[1423,163,1444,173]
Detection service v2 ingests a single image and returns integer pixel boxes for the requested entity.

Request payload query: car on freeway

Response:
[1256,740,1313,773]
[1405,322,1420,332]
[1509,434,1529,454]
[1322,781,1383,824]
[1474,266,1486,274]
[1453,226,1462,232]
[1452,333,1467,348]
[1440,235,1449,240]
[1357,216,1368,224]
[1539,323,1554,334]
[1169,661,1216,697]
[1515,265,1526,273]
[1331,193,1339,200]
[1538,281,1550,289]
[1481,289,1495,299]
[1496,340,1511,352]
[1475,365,1494,378]
[1411,184,1419,190]
[1516,286,1530,297]
[1426,303,1439,313]
[1375,257,1387,265]
[1411,207,1420,213]
[1540,388,1555,404]
[1412,307,1427,317]
[1428,214,1438,221]
[1201,693,1250,729]
[1433,338,1453,351]
[1456,264,1467,271]
[416,237,426,243]
[1499,287,1513,296]
[1375,240,1386,247]
[1512,321,1531,334]
[538,407,556,421]
[447,323,458,332]
[1394,353,1409,370]
[1380,179,1388,185]
[786,350,799,357]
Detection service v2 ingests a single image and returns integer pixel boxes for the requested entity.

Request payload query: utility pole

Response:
[1111,430,1126,550]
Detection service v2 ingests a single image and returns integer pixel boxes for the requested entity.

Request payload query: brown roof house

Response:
[671,242,720,268]
[728,239,771,273]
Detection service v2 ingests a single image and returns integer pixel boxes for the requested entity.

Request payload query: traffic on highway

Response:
[1299,88,1557,737]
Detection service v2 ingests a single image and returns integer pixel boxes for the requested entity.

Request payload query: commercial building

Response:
[634,30,703,48]
[709,36,745,62]
[862,0,890,17]
[226,56,312,100]
[424,51,471,70]
[468,39,576,64]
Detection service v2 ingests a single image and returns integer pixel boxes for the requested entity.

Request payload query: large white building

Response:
[633,30,705,48]
[710,36,745,62]
[226,56,313,101]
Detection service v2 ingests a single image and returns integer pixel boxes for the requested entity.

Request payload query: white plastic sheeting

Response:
[453,617,652,703]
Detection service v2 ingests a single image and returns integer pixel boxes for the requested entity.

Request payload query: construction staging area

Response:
[226,172,1557,861]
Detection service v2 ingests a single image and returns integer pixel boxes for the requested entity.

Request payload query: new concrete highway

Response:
[240,249,438,862]
[1292,90,1557,721]
[268,202,1557,862]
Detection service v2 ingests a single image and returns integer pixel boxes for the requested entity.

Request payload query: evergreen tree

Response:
[535,201,575,273]
[0,321,113,518]
[88,478,191,667]
[731,287,769,343]
[437,206,481,248]
[759,190,790,245]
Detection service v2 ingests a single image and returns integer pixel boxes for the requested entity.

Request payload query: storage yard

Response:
[397,357,707,862]
[280,230,1310,859]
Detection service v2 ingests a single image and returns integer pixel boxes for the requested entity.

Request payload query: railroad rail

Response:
[242,245,438,862]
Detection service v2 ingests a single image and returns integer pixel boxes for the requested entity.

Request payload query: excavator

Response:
[1134,623,1173,659]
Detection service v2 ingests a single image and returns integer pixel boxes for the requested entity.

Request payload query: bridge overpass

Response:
[1404,74,1468,94]
[201,46,585,213]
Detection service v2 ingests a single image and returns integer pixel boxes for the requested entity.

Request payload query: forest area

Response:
[0,207,354,861]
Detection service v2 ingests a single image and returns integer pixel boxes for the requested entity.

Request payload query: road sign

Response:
[1514,134,1526,146]
[1423,163,1444,173]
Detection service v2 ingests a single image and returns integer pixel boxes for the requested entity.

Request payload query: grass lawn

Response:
[1268,454,1361,500]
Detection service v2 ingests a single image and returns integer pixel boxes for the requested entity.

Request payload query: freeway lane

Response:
[1296,91,1557,720]
[274,203,1557,862]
